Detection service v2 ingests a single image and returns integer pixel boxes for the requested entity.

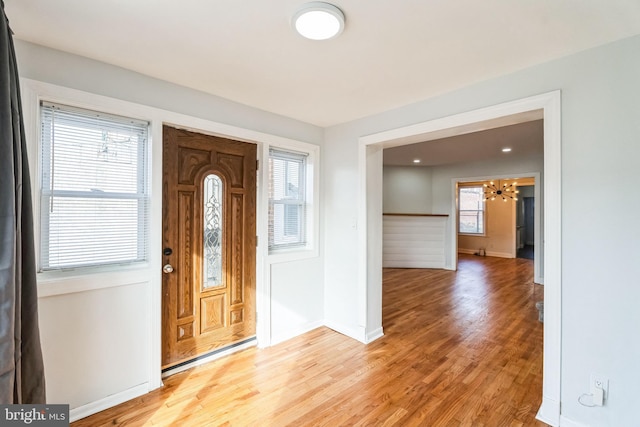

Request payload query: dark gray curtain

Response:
[0,1,46,404]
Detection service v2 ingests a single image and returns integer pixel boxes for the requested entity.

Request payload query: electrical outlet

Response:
[590,374,609,405]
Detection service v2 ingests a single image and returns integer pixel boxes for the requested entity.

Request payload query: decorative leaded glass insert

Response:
[203,174,223,288]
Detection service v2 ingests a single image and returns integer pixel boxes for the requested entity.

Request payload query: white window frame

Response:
[38,102,150,272]
[264,142,319,263]
[458,185,486,236]
[20,83,157,295]
[268,148,308,252]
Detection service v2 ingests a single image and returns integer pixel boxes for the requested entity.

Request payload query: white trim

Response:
[266,140,320,264]
[324,320,367,343]
[70,383,149,422]
[357,141,369,330]
[36,268,150,298]
[559,415,588,427]
[484,251,513,259]
[256,143,271,347]
[457,183,487,237]
[357,143,385,339]
[457,249,513,259]
[365,327,384,343]
[536,396,561,426]
[20,78,320,415]
[457,248,481,256]
[270,320,324,346]
[533,177,543,285]
[359,91,562,425]
[542,90,562,425]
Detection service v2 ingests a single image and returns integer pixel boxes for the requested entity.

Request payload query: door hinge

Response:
[256,235,258,247]
[256,159,259,171]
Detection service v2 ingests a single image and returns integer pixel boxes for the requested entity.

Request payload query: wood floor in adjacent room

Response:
[73,254,545,427]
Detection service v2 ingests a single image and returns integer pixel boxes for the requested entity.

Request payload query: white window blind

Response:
[39,102,149,271]
[268,148,307,251]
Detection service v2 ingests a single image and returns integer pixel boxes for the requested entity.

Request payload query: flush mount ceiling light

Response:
[292,2,345,40]
[413,159,421,164]
[502,147,512,152]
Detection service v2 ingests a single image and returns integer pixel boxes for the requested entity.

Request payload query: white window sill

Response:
[267,247,318,264]
[37,263,152,298]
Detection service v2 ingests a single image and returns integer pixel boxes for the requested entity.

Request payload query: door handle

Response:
[163,264,174,274]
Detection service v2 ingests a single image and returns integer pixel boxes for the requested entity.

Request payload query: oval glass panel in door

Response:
[203,174,223,289]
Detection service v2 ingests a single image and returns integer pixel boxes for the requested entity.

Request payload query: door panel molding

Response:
[162,125,257,369]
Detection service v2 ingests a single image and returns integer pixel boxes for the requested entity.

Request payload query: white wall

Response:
[322,129,362,339]
[324,35,640,426]
[382,158,543,268]
[16,40,325,418]
[270,258,324,345]
[382,166,433,213]
[38,284,149,409]
[15,42,318,143]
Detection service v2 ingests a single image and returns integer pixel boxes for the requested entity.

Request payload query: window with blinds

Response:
[39,102,149,271]
[268,148,308,252]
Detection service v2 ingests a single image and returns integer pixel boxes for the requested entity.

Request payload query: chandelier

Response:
[484,180,519,202]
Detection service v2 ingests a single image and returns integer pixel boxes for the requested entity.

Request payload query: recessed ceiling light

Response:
[413,159,421,164]
[502,147,512,152]
[292,2,345,40]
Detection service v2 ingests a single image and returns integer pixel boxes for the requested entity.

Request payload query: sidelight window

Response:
[268,148,308,251]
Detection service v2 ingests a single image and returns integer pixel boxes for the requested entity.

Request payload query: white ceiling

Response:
[6,1,640,127]
[383,119,543,166]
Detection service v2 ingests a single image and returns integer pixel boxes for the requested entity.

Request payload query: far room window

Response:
[39,102,149,271]
[268,148,307,251]
[459,185,485,235]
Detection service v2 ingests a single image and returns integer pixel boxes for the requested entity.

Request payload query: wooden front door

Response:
[162,125,256,368]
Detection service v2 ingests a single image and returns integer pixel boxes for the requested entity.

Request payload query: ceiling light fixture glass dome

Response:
[292,2,345,40]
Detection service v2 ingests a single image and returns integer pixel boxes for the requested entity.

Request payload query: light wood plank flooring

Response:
[73,254,545,426]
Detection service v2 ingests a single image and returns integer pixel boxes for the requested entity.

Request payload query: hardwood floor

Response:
[73,254,545,426]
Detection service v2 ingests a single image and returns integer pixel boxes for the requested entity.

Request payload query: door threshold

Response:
[161,337,257,378]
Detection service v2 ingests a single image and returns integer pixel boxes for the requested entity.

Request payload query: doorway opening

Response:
[453,174,541,284]
[360,92,562,425]
[517,184,535,260]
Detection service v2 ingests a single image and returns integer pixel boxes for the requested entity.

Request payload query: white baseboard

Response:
[69,321,379,422]
[487,251,513,258]
[270,320,324,346]
[70,383,149,422]
[560,415,589,427]
[536,396,560,427]
[366,327,384,343]
[458,249,514,259]
[458,248,477,255]
[324,320,367,343]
